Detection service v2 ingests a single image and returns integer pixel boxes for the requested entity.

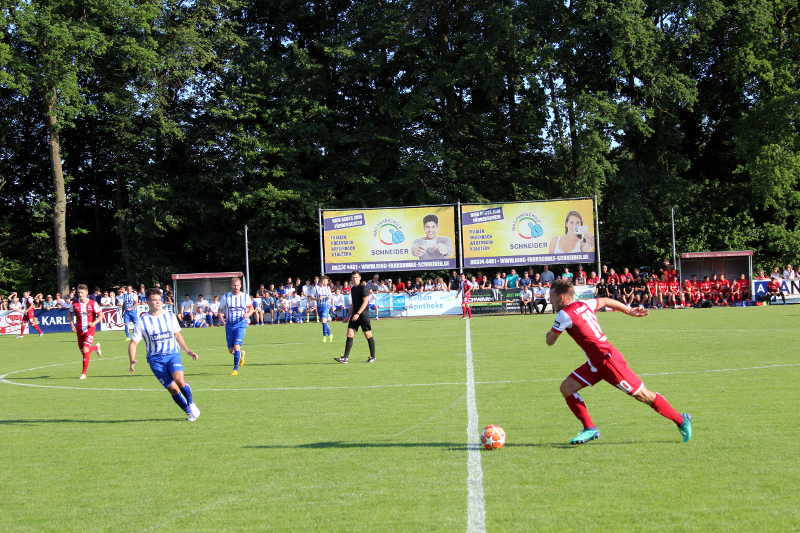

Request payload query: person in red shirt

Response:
[606,268,620,286]
[736,274,750,303]
[459,273,473,319]
[17,290,44,337]
[709,274,721,304]
[67,284,103,380]
[394,279,406,292]
[657,276,670,308]
[766,278,785,304]
[586,271,600,285]
[646,276,660,308]
[668,278,684,308]
[620,267,634,284]
[546,280,692,445]
[718,274,732,306]
[699,276,712,302]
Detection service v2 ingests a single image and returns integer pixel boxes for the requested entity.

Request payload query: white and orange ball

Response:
[480,425,506,450]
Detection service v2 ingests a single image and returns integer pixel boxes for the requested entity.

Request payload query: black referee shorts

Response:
[347,314,372,332]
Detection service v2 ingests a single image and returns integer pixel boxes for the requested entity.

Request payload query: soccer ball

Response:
[480,425,506,450]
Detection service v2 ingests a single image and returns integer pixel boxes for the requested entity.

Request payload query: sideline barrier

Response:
[0,304,174,335]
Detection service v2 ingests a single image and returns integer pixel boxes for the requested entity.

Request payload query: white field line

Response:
[465,318,486,533]
[0,358,798,393]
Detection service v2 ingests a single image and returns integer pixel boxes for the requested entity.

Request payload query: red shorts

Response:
[463,297,471,304]
[571,352,644,396]
[76,328,96,351]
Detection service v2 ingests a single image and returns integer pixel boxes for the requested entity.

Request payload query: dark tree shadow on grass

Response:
[243,439,677,451]
[0,418,178,426]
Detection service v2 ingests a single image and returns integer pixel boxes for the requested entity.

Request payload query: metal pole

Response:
[318,207,325,275]
[593,194,601,275]
[671,207,677,271]
[457,201,464,274]
[244,225,251,295]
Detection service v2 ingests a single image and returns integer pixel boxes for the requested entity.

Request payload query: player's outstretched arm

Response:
[174,332,199,360]
[597,297,648,317]
[127,340,138,375]
[545,329,560,346]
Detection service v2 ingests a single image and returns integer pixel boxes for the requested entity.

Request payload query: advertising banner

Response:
[0,311,23,335]
[322,205,457,273]
[752,279,800,304]
[34,308,72,333]
[404,290,462,317]
[461,198,596,268]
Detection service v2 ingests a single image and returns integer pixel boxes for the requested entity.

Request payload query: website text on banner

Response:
[322,205,457,273]
[461,198,596,268]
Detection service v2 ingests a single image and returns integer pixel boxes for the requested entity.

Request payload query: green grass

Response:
[1,306,798,532]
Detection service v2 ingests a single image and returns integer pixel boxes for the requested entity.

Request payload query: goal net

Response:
[171,271,246,305]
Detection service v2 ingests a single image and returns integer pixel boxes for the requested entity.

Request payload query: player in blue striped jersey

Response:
[316,276,334,342]
[127,288,201,421]
[122,285,140,340]
[218,277,254,376]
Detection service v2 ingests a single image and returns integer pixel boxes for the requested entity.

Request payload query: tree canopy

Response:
[1,0,798,291]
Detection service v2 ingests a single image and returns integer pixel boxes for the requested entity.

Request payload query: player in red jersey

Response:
[657,276,670,308]
[68,284,103,380]
[699,276,712,302]
[735,274,750,304]
[545,280,692,444]
[668,278,684,308]
[718,274,732,306]
[682,278,695,306]
[17,291,44,337]
[646,276,660,308]
[766,278,785,304]
[459,273,473,319]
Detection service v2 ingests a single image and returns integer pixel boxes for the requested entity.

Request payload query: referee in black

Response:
[334,271,377,364]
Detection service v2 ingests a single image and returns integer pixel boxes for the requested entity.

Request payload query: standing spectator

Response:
[449,271,461,291]
[43,294,56,310]
[540,265,555,285]
[138,284,147,303]
[770,267,782,280]
[575,269,587,285]
[600,264,610,281]
[424,278,435,291]
[782,264,795,280]
[55,292,68,308]
[561,267,573,280]
[519,271,532,290]
[506,268,520,290]
[394,278,406,292]
[491,272,505,301]
[519,285,533,314]
[100,291,113,307]
[163,284,174,305]
[754,269,768,280]
[180,295,194,326]
[209,296,221,326]
[331,289,346,321]
[435,277,447,291]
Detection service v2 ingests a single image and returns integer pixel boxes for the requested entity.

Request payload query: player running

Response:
[459,273,473,319]
[127,288,200,422]
[218,277,254,376]
[68,284,103,380]
[545,279,692,445]
[316,276,334,342]
[121,285,140,339]
[334,271,376,364]
[18,291,44,337]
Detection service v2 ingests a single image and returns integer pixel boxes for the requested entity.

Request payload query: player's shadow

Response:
[209,362,338,367]
[244,442,560,451]
[0,418,178,425]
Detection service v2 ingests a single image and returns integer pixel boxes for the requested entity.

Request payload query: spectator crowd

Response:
[1,261,795,324]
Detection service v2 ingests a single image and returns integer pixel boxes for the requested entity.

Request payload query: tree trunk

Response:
[47,89,70,294]
[115,176,133,281]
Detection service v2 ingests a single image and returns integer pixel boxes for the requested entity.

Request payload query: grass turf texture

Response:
[0,307,798,532]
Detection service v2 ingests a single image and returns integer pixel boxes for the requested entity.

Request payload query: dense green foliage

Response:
[1,1,798,291]
[1,308,799,530]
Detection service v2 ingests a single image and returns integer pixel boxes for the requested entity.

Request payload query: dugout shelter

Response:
[171,272,245,303]
[678,251,753,284]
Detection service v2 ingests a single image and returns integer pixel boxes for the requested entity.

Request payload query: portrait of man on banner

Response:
[412,214,453,260]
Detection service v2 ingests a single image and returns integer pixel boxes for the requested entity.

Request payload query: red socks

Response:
[565,393,595,429]
[651,393,684,425]
[82,352,91,374]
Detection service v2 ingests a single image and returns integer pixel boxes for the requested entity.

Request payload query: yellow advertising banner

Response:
[322,205,457,273]
[461,198,596,267]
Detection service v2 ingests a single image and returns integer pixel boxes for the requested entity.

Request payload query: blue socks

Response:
[233,350,241,370]
[171,391,190,413]
[322,323,330,336]
[181,384,193,405]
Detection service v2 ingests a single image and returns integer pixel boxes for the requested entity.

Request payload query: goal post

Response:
[171,271,246,305]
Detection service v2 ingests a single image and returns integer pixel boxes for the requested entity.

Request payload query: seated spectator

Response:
[574,269,587,285]
[192,310,208,328]
[210,296,222,326]
[754,269,768,280]
[586,271,600,285]
[100,291,113,307]
[766,277,785,304]
[519,286,533,314]
[332,289,346,320]
[561,267,573,280]
[532,282,548,314]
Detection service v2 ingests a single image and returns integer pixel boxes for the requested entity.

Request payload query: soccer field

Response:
[1,307,798,532]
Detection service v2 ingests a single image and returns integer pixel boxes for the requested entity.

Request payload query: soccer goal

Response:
[171,271,246,304]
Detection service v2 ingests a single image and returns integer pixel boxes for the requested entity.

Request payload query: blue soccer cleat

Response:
[569,428,600,445]
[679,413,693,442]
